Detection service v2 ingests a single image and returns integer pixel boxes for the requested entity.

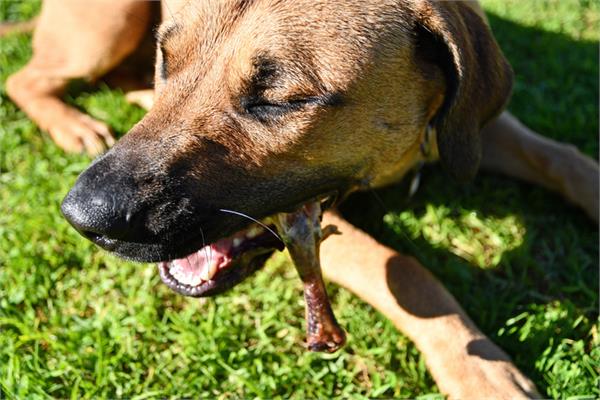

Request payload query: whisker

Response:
[219,208,283,243]
[163,0,176,22]
[199,226,212,268]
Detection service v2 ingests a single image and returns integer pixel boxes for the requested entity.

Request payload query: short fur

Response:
[7,1,598,398]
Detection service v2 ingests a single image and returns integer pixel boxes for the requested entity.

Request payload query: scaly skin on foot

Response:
[275,202,346,352]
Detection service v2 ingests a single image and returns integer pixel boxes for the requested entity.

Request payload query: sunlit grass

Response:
[1,0,598,398]
[385,206,525,268]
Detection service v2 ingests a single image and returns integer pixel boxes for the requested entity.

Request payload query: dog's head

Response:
[62,0,512,296]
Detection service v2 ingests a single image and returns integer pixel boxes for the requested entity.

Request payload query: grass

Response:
[0,0,598,398]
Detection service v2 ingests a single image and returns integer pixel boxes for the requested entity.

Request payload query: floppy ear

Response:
[413,1,513,182]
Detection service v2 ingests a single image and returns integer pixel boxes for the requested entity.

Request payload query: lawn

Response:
[0,0,598,398]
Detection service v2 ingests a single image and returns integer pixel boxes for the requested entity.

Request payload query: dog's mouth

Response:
[158,221,285,297]
[157,193,337,297]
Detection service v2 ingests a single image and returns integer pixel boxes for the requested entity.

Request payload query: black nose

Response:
[61,163,142,245]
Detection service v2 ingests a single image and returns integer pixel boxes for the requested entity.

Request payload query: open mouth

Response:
[158,220,285,297]
[157,194,337,297]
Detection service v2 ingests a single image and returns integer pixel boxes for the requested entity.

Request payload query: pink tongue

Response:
[169,239,233,286]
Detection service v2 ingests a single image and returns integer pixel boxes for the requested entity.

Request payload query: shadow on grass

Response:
[340,13,598,395]
[486,12,599,156]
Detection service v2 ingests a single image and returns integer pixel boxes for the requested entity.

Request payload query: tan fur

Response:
[7,0,599,398]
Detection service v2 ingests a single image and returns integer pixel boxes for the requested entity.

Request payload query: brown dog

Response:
[7,0,599,398]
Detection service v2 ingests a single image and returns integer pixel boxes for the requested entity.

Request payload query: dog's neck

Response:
[358,123,439,194]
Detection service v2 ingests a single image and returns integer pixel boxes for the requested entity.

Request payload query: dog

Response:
[6,0,599,397]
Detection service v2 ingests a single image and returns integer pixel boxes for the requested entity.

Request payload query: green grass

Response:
[1,0,598,398]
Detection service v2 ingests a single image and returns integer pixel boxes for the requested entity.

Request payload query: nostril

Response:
[61,157,151,246]
[81,230,102,242]
[79,230,119,251]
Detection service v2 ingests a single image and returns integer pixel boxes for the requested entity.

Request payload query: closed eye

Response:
[246,102,288,118]
[244,98,312,117]
[242,94,343,121]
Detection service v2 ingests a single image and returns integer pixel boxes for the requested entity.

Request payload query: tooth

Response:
[233,238,243,247]
[170,264,181,279]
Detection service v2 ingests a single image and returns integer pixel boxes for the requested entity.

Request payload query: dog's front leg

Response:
[6,0,151,156]
[320,211,539,399]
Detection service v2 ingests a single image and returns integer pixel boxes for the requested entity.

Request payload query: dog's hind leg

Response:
[480,111,599,222]
[319,211,539,399]
[6,0,151,156]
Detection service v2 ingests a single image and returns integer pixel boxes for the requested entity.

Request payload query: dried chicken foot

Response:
[274,202,345,352]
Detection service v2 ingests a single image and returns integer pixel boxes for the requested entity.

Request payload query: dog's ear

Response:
[413,1,513,182]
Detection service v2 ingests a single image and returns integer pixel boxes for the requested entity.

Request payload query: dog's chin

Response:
[157,222,284,297]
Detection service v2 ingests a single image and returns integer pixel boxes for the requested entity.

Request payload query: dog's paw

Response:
[435,338,540,399]
[47,109,115,156]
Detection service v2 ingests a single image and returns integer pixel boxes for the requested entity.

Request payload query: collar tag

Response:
[408,124,433,198]
[408,161,424,197]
